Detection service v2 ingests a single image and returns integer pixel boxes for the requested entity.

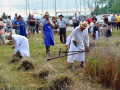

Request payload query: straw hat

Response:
[81,22,88,28]
[44,11,49,16]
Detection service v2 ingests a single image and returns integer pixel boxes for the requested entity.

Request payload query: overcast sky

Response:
[0,0,90,18]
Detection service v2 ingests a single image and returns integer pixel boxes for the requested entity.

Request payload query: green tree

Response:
[111,0,120,14]
[91,0,117,15]
[2,12,7,19]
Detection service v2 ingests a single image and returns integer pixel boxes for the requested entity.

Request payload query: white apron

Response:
[66,26,89,63]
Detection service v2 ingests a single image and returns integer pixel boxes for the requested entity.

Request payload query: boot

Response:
[46,46,50,56]
[69,63,75,70]
[80,61,85,68]
[16,51,22,58]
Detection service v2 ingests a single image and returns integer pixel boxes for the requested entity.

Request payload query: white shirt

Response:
[6,19,13,27]
[66,26,89,49]
[66,26,89,63]
[57,19,68,28]
[12,34,30,58]
[90,22,94,32]
[72,16,79,23]
[41,18,54,27]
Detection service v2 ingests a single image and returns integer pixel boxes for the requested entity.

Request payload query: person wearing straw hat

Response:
[40,11,55,55]
[65,22,89,69]
[6,34,30,58]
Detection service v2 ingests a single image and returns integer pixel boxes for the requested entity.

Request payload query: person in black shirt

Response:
[103,14,109,26]
[28,15,37,37]
[92,15,97,23]
[72,13,80,28]
[35,20,40,33]
[93,23,99,39]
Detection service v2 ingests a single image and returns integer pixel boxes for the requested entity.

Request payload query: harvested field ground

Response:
[0,30,120,90]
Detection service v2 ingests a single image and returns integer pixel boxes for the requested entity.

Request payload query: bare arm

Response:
[65,20,69,28]
[40,26,45,38]
[29,19,38,22]
[1,22,5,27]
[13,23,20,27]
[7,22,12,28]
[48,21,55,28]
[103,18,105,23]
[72,18,74,21]
[24,22,26,29]
[66,23,69,28]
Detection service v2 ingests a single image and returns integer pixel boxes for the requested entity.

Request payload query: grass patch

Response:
[0,30,120,89]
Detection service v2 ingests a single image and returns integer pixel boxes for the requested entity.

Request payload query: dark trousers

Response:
[117,22,120,30]
[46,46,50,54]
[60,28,66,43]
[74,23,79,28]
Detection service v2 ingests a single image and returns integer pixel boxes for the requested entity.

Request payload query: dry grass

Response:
[0,74,10,90]
[9,57,21,64]
[85,37,120,90]
[1,31,120,89]
[17,58,34,71]
[46,74,74,90]
[34,63,56,78]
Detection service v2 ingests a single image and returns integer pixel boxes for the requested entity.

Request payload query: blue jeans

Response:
[15,28,20,35]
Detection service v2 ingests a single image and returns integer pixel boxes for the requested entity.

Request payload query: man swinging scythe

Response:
[65,22,89,69]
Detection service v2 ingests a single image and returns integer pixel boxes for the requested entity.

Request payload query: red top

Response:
[87,18,93,25]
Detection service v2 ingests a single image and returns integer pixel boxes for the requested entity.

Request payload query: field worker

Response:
[6,34,30,58]
[65,22,89,69]
[41,11,55,55]
[57,15,69,44]
[72,13,80,28]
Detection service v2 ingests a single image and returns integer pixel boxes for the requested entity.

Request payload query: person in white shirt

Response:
[57,15,69,44]
[72,13,80,28]
[6,16,13,34]
[90,20,95,38]
[65,22,89,69]
[6,34,30,58]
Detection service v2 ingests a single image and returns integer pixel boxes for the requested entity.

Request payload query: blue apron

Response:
[43,24,54,47]
[20,21,27,37]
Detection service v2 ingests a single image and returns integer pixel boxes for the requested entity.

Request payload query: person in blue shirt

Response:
[111,13,117,30]
[13,17,21,35]
[14,13,17,21]
[19,16,27,37]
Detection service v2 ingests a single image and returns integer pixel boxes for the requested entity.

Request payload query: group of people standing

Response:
[6,14,27,37]
[1,11,118,69]
[40,12,69,55]
[27,14,38,37]
[40,11,89,69]
[103,13,120,30]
